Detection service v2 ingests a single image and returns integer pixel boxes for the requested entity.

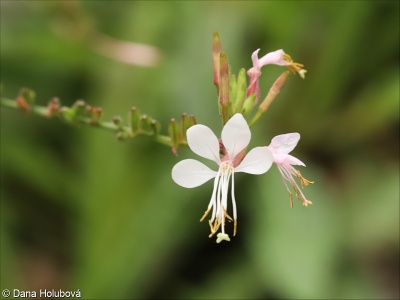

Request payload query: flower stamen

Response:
[296,170,314,188]
[283,53,307,78]
[200,208,211,222]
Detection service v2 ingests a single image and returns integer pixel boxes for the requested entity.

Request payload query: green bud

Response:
[241,94,256,118]
[188,114,197,127]
[130,106,140,135]
[150,119,161,136]
[229,73,237,118]
[61,100,85,123]
[138,114,153,134]
[112,115,123,128]
[168,118,181,156]
[19,87,36,104]
[181,113,190,142]
[235,68,247,113]
[219,52,230,125]
[86,105,103,125]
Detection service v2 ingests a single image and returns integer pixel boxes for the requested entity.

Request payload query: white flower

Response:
[172,113,273,242]
[267,133,313,208]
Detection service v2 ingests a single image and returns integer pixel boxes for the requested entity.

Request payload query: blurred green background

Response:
[1,1,399,299]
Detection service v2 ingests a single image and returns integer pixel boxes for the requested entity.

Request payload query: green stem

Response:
[1,97,186,149]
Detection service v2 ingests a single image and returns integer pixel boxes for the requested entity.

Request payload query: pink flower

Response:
[267,133,313,207]
[247,49,307,103]
[172,114,273,242]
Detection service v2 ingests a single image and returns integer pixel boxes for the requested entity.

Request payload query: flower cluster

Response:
[172,33,313,243]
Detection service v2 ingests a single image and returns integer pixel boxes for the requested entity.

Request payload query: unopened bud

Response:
[219,52,230,124]
[234,68,247,114]
[259,71,290,112]
[138,114,153,134]
[130,107,140,135]
[241,94,256,118]
[19,87,35,105]
[86,105,103,125]
[150,119,161,136]
[112,115,122,128]
[212,32,222,89]
[61,100,85,123]
[15,96,30,112]
[46,97,61,118]
[168,118,180,156]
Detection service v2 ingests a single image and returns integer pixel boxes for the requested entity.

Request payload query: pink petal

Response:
[258,49,287,67]
[187,124,221,164]
[235,147,273,174]
[269,133,300,155]
[251,48,261,69]
[221,114,251,161]
[172,159,217,188]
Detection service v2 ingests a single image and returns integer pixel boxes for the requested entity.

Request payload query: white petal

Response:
[235,147,273,174]
[269,133,300,155]
[187,124,221,163]
[258,49,287,67]
[221,113,251,160]
[285,154,305,167]
[172,159,217,188]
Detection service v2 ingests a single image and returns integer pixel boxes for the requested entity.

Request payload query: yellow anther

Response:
[200,208,211,222]
[283,53,306,78]
[296,170,314,188]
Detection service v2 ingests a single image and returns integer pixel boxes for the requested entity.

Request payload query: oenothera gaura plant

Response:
[1,32,313,243]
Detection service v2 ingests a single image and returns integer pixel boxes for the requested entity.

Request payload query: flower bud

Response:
[18,87,35,105]
[219,52,230,124]
[234,68,247,113]
[61,100,85,123]
[112,115,123,128]
[241,94,256,118]
[212,32,222,89]
[181,113,189,141]
[46,97,61,118]
[150,119,161,136]
[138,114,153,134]
[86,105,103,125]
[129,106,140,135]
[168,118,180,156]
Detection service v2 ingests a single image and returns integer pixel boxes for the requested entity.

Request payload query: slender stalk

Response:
[1,97,185,148]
